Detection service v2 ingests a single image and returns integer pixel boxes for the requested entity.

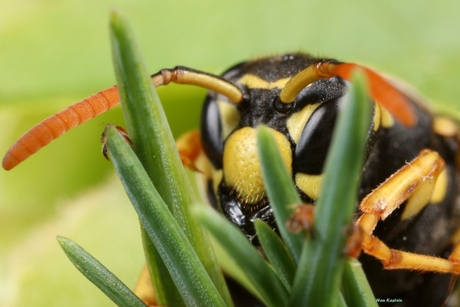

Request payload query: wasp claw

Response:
[344,224,364,259]
[100,125,132,161]
[286,203,315,236]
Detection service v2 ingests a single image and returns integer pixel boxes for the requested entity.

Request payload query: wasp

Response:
[4,53,460,306]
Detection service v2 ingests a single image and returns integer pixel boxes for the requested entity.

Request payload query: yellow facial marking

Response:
[286,103,321,144]
[430,168,447,204]
[223,127,292,204]
[237,74,291,89]
[295,173,323,200]
[217,100,241,140]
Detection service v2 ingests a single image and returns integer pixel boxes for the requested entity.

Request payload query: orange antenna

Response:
[279,61,416,127]
[2,67,244,170]
[2,86,120,170]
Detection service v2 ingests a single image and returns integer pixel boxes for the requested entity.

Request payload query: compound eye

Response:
[294,96,346,174]
[200,96,223,169]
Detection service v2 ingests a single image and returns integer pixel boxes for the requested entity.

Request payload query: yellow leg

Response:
[355,149,460,274]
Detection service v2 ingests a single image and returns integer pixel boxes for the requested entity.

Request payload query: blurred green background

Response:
[1,1,459,306]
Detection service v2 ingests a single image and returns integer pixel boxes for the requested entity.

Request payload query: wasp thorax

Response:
[223,126,292,205]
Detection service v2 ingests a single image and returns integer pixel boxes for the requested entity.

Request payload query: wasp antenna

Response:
[279,61,416,127]
[2,86,120,170]
[279,61,332,103]
[3,67,244,171]
[326,62,416,127]
[151,66,244,104]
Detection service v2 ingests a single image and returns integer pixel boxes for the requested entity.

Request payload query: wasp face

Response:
[200,53,364,241]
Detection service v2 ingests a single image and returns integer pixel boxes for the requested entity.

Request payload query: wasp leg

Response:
[100,125,132,160]
[285,203,315,235]
[355,149,460,274]
[176,129,207,173]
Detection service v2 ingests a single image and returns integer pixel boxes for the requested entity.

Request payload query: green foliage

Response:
[57,236,147,307]
[254,220,296,291]
[108,10,231,307]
